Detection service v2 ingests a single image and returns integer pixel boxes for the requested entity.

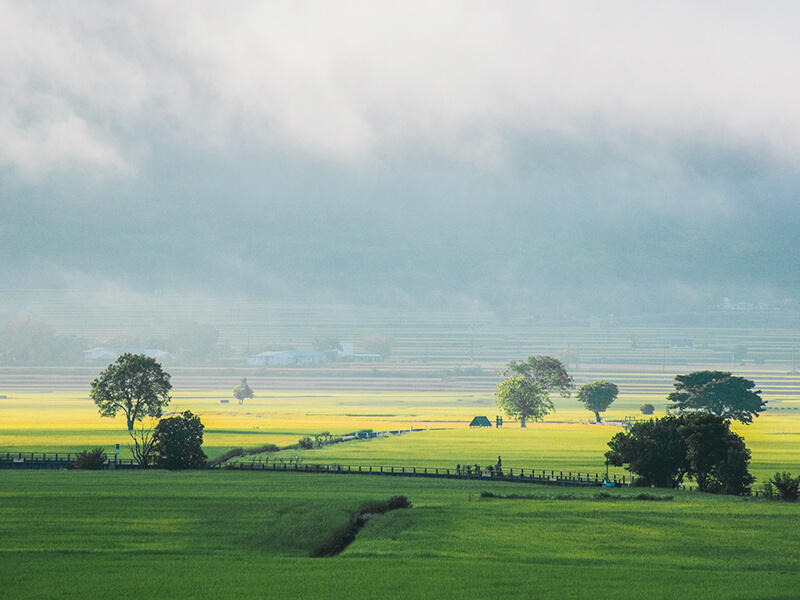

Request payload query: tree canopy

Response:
[606,413,753,494]
[503,355,573,396]
[576,380,618,423]
[153,410,207,470]
[90,353,172,430]
[667,370,765,424]
[233,377,254,405]
[495,375,554,427]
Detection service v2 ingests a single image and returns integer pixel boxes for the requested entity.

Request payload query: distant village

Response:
[83,342,382,366]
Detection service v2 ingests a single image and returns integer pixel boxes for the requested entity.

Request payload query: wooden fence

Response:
[0,452,139,470]
[8,451,745,493]
[215,459,632,487]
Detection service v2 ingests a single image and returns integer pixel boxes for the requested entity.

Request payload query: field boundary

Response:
[0,450,632,487]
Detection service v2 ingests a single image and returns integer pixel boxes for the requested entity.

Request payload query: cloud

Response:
[3,1,800,179]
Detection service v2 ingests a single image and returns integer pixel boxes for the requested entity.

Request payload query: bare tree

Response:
[129,420,157,468]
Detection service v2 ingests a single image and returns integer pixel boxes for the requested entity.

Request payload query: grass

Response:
[1,470,799,600]
[2,389,800,483]
[3,373,800,599]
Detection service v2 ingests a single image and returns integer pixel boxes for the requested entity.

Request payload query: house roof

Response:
[469,416,492,427]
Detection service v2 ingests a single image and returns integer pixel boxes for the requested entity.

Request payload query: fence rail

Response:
[216,460,631,486]
[0,450,629,485]
[0,452,140,470]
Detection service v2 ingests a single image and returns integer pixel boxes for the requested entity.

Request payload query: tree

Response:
[576,380,618,423]
[503,356,573,397]
[313,335,342,362]
[233,377,254,405]
[679,413,754,495]
[364,333,396,359]
[153,410,207,469]
[606,416,690,488]
[667,370,765,424]
[90,353,172,431]
[0,317,83,365]
[640,403,655,415]
[606,413,754,494]
[495,375,554,427]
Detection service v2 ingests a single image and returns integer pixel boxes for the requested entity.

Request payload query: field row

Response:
[4,291,800,366]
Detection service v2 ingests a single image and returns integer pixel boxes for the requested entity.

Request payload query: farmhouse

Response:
[247,350,327,366]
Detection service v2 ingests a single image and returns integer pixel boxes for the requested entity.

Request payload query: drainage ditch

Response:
[311,495,412,557]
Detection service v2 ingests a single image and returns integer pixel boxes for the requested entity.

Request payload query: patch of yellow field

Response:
[2,390,799,484]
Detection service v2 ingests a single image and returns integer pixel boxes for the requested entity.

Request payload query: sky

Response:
[2,2,799,319]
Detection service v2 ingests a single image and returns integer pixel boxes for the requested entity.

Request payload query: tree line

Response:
[495,355,770,495]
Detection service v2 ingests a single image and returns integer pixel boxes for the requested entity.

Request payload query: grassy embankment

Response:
[2,470,799,600]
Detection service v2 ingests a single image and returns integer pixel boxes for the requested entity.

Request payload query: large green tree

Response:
[90,353,172,430]
[667,370,765,424]
[606,413,754,494]
[495,375,554,427]
[503,356,574,396]
[576,380,619,423]
[680,413,754,495]
[606,415,690,488]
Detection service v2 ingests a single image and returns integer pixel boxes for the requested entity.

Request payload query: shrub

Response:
[246,444,280,455]
[153,410,207,470]
[762,472,800,501]
[640,403,655,415]
[298,436,314,449]
[73,448,107,470]
[361,495,413,514]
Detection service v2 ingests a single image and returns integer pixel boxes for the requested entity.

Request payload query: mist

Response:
[2,2,799,322]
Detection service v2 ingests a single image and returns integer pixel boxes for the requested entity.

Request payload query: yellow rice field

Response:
[2,385,799,485]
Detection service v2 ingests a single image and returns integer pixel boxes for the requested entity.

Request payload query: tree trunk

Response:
[127,415,134,431]
[594,411,602,423]
[520,416,526,428]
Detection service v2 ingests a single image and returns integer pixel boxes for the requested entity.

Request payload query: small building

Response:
[247,350,327,366]
[247,351,295,366]
[469,416,492,428]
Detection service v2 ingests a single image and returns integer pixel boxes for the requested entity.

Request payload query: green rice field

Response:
[2,362,800,599]
[2,470,799,600]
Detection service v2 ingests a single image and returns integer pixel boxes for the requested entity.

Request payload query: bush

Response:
[246,444,280,455]
[153,410,207,470]
[361,495,413,514]
[762,472,800,501]
[640,403,655,415]
[298,436,313,449]
[73,448,107,470]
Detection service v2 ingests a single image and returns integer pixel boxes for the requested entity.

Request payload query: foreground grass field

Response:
[2,470,799,600]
